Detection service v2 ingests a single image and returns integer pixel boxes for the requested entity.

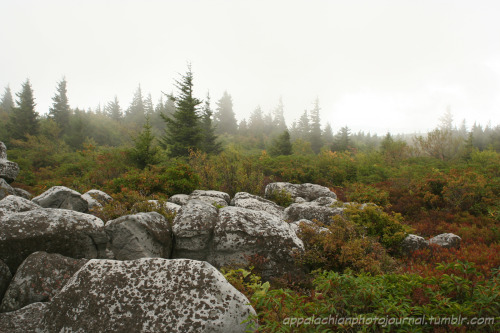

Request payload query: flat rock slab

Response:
[37,258,256,333]
[32,186,88,213]
[105,212,173,260]
[0,208,107,273]
[0,252,87,312]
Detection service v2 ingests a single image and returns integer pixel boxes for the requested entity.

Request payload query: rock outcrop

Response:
[0,195,40,217]
[81,189,113,209]
[284,197,343,224]
[265,182,337,202]
[231,191,284,218]
[0,208,107,273]
[105,212,173,260]
[0,252,87,312]
[189,189,231,207]
[0,302,47,333]
[32,186,89,213]
[168,194,189,206]
[36,258,256,333]
[0,142,19,184]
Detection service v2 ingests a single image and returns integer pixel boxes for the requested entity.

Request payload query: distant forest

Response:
[1,67,499,160]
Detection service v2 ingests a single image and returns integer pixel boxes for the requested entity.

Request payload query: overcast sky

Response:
[1,0,499,134]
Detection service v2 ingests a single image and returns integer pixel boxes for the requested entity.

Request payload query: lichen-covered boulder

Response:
[0,208,107,273]
[105,212,173,260]
[12,188,32,200]
[0,252,87,312]
[32,186,89,213]
[0,142,19,184]
[284,198,343,224]
[189,190,231,208]
[265,182,337,202]
[0,259,11,303]
[168,194,190,206]
[0,302,47,333]
[290,219,330,235]
[429,233,461,249]
[401,234,429,254]
[132,200,181,215]
[173,200,219,261]
[0,179,15,200]
[36,258,256,333]
[0,195,40,217]
[211,206,304,278]
[81,189,112,209]
[231,191,284,218]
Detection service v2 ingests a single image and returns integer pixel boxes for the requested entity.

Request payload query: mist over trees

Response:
[1,67,499,160]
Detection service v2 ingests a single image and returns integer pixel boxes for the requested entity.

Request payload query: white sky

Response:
[1,0,499,135]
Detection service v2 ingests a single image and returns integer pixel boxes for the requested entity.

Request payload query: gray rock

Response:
[265,182,337,202]
[429,233,461,249]
[168,194,190,206]
[0,142,19,184]
[172,200,219,260]
[32,186,89,213]
[81,189,112,209]
[0,208,107,273]
[211,206,304,279]
[284,201,343,224]
[0,195,40,218]
[231,191,284,218]
[401,234,429,254]
[189,190,230,208]
[0,302,47,333]
[105,212,173,260]
[0,259,11,304]
[12,188,32,200]
[37,258,256,333]
[132,200,181,214]
[0,252,87,312]
[0,179,15,200]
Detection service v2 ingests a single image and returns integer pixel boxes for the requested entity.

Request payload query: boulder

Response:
[290,219,330,235]
[37,258,256,333]
[401,234,429,254]
[0,302,47,333]
[0,208,107,273]
[172,200,219,261]
[265,182,337,202]
[0,259,11,303]
[284,199,343,224]
[105,212,173,260]
[81,189,112,209]
[12,188,32,200]
[0,252,87,312]
[0,142,20,184]
[230,191,284,218]
[32,186,89,213]
[189,190,231,208]
[429,233,461,249]
[211,206,304,278]
[0,179,15,200]
[132,200,181,215]
[0,195,40,217]
[168,194,190,206]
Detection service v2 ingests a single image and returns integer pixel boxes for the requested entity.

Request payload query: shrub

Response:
[266,188,294,207]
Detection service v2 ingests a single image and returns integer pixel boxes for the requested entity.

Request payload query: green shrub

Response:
[266,188,294,207]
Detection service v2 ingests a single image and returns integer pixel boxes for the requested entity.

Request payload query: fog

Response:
[1,0,499,134]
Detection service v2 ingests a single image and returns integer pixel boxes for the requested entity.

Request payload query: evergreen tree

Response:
[130,115,159,169]
[297,110,310,140]
[0,85,14,114]
[309,98,323,153]
[125,84,145,125]
[144,93,154,116]
[200,92,222,154]
[272,97,287,133]
[323,122,335,147]
[160,65,202,157]
[106,96,122,121]
[214,91,238,134]
[268,130,292,157]
[48,77,71,134]
[332,126,351,152]
[8,79,39,141]
[238,119,248,135]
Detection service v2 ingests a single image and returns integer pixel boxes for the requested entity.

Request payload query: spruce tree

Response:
[297,110,310,140]
[200,93,222,154]
[160,65,202,157]
[125,84,145,125]
[0,85,14,115]
[106,96,122,121]
[268,130,292,157]
[131,114,159,169]
[323,122,335,147]
[8,79,39,141]
[48,77,71,134]
[214,91,238,134]
[309,98,323,153]
[332,126,351,152]
[272,97,287,133]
